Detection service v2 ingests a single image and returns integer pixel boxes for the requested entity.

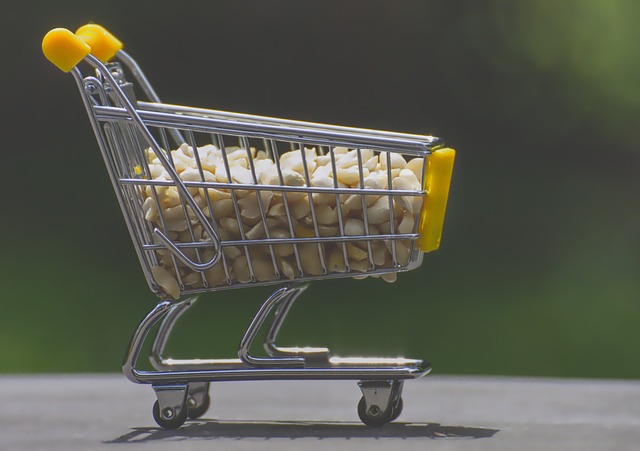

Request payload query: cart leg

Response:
[263,284,330,362]
[357,380,404,427]
[238,286,305,367]
[123,300,174,384]
[150,297,198,370]
[152,384,189,429]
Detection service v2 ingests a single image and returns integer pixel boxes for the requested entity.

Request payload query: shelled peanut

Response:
[140,143,424,299]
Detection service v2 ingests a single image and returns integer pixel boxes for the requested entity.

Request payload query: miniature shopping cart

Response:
[42,24,455,429]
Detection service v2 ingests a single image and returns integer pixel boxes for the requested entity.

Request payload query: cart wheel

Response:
[357,397,394,427]
[152,400,188,429]
[389,397,403,422]
[187,393,211,420]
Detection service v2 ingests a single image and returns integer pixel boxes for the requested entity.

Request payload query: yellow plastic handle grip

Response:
[42,28,91,72]
[75,24,123,63]
[418,147,456,252]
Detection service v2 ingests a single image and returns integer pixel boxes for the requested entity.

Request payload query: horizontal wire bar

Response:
[142,233,418,250]
[168,264,421,296]
[120,178,425,196]
[93,106,436,155]
[137,100,443,147]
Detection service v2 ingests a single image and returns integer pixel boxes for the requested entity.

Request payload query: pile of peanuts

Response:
[141,143,424,299]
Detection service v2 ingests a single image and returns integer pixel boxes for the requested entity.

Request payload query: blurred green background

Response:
[1,0,638,378]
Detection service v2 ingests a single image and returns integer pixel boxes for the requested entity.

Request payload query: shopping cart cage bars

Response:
[43,24,455,429]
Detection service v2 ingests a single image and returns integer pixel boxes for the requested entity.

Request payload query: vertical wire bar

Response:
[121,123,136,177]
[241,137,279,279]
[386,151,398,267]
[271,139,303,277]
[185,130,210,287]
[158,127,186,290]
[410,154,429,259]
[197,135,226,287]
[122,180,148,256]
[131,137,154,252]
[329,146,350,272]
[122,114,146,181]
[209,134,233,284]
[190,132,220,288]
[191,132,219,238]
[210,133,220,148]
[299,143,327,274]
[220,134,256,283]
[262,138,274,160]
[356,149,375,270]
[104,125,151,269]
[137,141,161,266]
[108,122,129,183]
[116,125,168,277]
[170,132,203,287]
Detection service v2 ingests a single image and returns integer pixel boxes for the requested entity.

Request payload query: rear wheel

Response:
[389,397,403,422]
[187,393,211,420]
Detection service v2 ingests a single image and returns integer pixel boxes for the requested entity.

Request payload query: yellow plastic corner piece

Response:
[418,148,456,252]
[42,28,91,72]
[75,24,123,63]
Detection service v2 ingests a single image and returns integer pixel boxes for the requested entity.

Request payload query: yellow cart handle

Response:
[75,24,123,63]
[417,147,456,253]
[42,24,122,72]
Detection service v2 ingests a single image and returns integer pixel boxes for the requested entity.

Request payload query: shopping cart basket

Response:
[42,24,456,429]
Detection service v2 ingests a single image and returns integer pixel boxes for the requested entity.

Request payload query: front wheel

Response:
[152,400,188,429]
[357,397,397,427]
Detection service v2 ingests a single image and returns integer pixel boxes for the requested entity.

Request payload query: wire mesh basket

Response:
[43,24,456,429]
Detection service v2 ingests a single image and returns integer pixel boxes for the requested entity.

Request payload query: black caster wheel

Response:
[187,393,211,420]
[152,400,188,429]
[389,397,403,422]
[357,397,394,428]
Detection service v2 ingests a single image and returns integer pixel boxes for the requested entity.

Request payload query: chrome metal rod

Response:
[115,50,185,146]
[141,233,418,250]
[237,287,305,367]
[263,286,302,355]
[128,364,431,385]
[93,106,437,155]
[150,297,198,370]
[118,177,424,197]
[137,101,444,149]
[123,300,174,383]
[263,284,329,360]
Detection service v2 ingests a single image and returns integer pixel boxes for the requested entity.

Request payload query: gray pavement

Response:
[1,374,639,450]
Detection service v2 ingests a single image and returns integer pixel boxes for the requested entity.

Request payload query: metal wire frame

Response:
[53,47,443,429]
[70,55,442,300]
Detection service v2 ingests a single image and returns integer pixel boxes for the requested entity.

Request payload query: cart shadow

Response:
[107,420,499,443]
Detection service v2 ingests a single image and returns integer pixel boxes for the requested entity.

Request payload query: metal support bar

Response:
[150,297,198,370]
[123,300,174,383]
[123,293,430,385]
[237,287,306,367]
[263,284,330,362]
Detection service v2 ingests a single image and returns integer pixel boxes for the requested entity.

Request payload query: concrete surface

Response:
[1,374,639,450]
